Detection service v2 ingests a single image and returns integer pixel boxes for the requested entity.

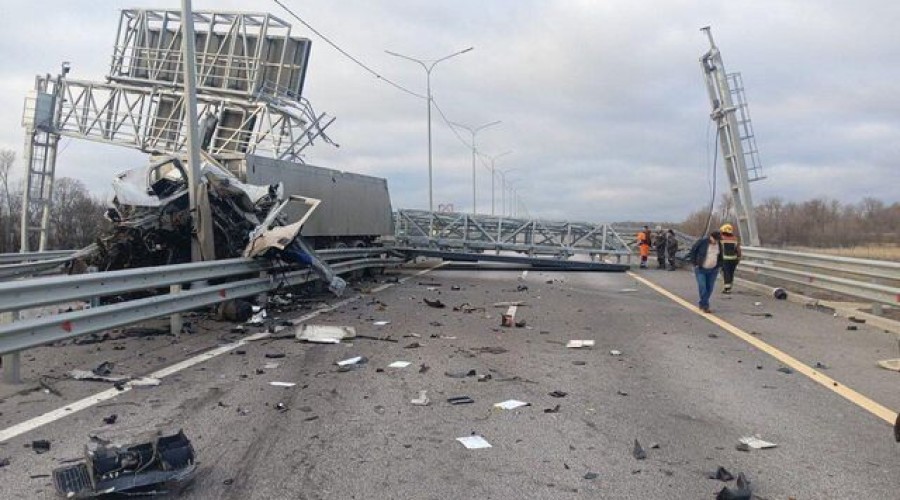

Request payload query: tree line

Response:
[0,150,108,252]
[679,194,900,247]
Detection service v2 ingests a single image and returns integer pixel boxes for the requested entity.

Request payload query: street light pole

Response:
[385,47,473,213]
[484,151,512,216]
[450,120,501,214]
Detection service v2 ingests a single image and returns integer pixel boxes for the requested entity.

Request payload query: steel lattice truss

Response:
[395,209,632,259]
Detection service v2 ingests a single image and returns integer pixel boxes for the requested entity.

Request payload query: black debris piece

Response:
[265,353,286,359]
[735,442,751,452]
[444,371,469,379]
[447,396,474,405]
[544,404,561,414]
[549,391,567,398]
[616,390,628,396]
[223,478,234,486]
[0,458,9,468]
[235,350,246,355]
[814,361,829,370]
[847,325,858,331]
[276,402,288,412]
[583,472,598,480]
[466,369,477,377]
[517,285,529,292]
[777,367,794,374]
[419,364,430,373]
[429,321,443,327]
[92,362,114,377]
[113,381,126,391]
[40,378,63,397]
[848,316,866,324]
[715,472,752,500]
[102,415,118,425]
[355,334,398,343]
[515,319,527,328]
[304,415,319,422]
[572,361,586,366]
[632,439,647,460]
[30,474,51,479]
[708,333,719,339]
[219,299,253,323]
[894,413,900,443]
[773,288,788,300]
[649,442,660,449]
[32,440,51,454]
[405,342,422,349]
[477,374,492,382]
[423,298,446,309]
[52,430,195,499]
[475,347,508,355]
[450,285,461,291]
[708,466,734,482]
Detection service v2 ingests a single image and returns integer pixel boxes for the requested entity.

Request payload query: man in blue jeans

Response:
[687,230,723,313]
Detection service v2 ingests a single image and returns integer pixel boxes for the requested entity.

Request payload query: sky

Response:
[0,1,898,223]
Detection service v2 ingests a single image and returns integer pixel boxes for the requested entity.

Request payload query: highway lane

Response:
[0,263,898,498]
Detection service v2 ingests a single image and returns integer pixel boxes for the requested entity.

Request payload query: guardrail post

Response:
[169,284,183,335]
[1,310,21,384]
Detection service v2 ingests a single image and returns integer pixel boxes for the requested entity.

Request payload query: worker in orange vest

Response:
[636,225,652,269]
[719,223,742,294]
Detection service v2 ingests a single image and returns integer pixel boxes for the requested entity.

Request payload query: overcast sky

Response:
[0,1,898,222]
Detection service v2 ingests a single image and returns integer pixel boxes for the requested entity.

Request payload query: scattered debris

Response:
[494,301,526,307]
[411,390,430,406]
[269,382,296,387]
[453,303,485,313]
[474,346,508,355]
[388,361,411,369]
[0,458,9,468]
[296,325,356,344]
[32,440,51,454]
[848,316,866,324]
[894,413,900,442]
[404,342,422,349]
[738,436,777,449]
[632,439,647,460]
[572,361,586,366]
[715,472,752,500]
[516,285,529,292]
[549,390,567,398]
[583,472,598,480]
[219,299,253,323]
[356,334,398,343]
[52,430,195,498]
[450,285,461,291]
[445,370,477,379]
[130,377,161,387]
[39,378,63,397]
[544,404,561,414]
[649,442,660,449]
[609,350,622,356]
[456,435,492,450]
[567,340,595,348]
[742,312,773,318]
[423,298,446,309]
[92,361,114,377]
[616,390,629,396]
[776,367,793,374]
[102,415,118,425]
[247,309,267,325]
[265,353,286,359]
[773,288,788,300]
[68,370,129,383]
[447,396,474,405]
[515,319,527,328]
[275,402,288,412]
[336,356,367,367]
[501,314,514,327]
[847,325,858,331]
[477,374,492,382]
[263,362,280,370]
[418,364,430,373]
[708,333,719,338]
[813,361,829,370]
[493,400,529,410]
[373,320,391,326]
[620,288,638,293]
[708,466,734,482]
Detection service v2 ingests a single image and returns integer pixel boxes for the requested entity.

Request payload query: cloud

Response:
[0,0,897,226]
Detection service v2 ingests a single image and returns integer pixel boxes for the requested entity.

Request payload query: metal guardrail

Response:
[0,250,76,265]
[0,248,401,358]
[741,247,900,307]
[0,246,95,281]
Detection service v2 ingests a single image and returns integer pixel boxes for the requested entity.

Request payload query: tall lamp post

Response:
[385,47,473,213]
[483,151,512,216]
[496,166,519,217]
[450,120,501,214]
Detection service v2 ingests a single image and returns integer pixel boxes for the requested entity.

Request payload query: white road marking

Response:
[0,261,446,443]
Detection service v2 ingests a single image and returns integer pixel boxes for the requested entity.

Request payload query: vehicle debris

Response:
[477,374,492,382]
[93,361,114,376]
[583,472,598,480]
[501,314,514,327]
[632,439,647,460]
[411,390,430,406]
[544,404,561,414]
[847,325,858,331]
[265,353,286,359]
[609,349,623,356]
[388,361,411,369]
[776,367,793,374]
[493,400,529,410]
[738,436,777,449]
[218,300,253,323]
[515,319,527,328]
[103,415,118,425]
[32,440,51,454]
[715,472,752,500]
[336,356,367,367]
[423,298,446,309]
[419,364,430,373]
[0,458,9,468]
[52,430,195,498]
[773,287,787,300]
[296,325,356,344]
[567,340,595,348]
[813,361,829,370]
[404,342,423,349]
[269,382,296,387]
[494,301,526,307]
[708,466,735,482]
[444,370,477,379]
[263,362,280,370]
[549,391,568,398]
[475,346,508,355]
[848,316,866,324]
[373,320,391,326]
[456,435,492,449]
[453,303,485,313]
[69,370,130,383]
[447,396,475,405]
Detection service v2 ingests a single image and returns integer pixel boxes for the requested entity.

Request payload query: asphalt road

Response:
[0,262,898,499]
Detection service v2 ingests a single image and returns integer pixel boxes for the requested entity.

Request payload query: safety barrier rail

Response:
[0,250,77,265]
[740,246,900,307]
[0,248,402,381]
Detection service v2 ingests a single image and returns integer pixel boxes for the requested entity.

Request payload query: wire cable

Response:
[272,0,426,100]
[430,98,475,149]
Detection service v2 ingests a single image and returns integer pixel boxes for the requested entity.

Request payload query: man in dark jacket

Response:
[687,230,723,313]
[665,229,679,270]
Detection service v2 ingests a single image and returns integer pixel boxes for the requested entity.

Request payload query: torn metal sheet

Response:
[373,320,391,326]
[738,436,777,449]
[296,325,357,344]
[493,400,530,410]
[68,370,129,383]
[269,382,296,387]
[388,361,411,369]
[336,356,365,367]
[456,435,492,449]
[52,430,196,499]
[566,340,595,348]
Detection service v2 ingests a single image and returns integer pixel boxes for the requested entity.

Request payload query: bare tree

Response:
[0,150,16,251]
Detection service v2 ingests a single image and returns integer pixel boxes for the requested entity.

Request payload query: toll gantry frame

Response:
[19,8,337,252]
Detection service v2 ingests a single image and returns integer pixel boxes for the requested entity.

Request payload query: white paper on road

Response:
[739,436,777,449]
[296,325,356,343]
[493,399,530,410]
[269,381,296,387]
[388,361,411,368]
[336,356,364,366]
[456,435,492,449]
[373,320,391,326]
[567,340,595,348]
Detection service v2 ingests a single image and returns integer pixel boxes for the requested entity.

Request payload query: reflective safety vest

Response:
[721,234,740,261]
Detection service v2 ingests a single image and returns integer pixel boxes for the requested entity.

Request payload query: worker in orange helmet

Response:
[719,223,742,294]
[636,225,652,269]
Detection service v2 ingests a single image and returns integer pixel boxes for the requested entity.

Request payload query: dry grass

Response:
[786,244,900,262]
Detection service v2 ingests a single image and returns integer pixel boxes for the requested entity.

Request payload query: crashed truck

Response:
[92,153,395,294]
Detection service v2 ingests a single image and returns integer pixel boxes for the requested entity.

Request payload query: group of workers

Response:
[636,223,742,314]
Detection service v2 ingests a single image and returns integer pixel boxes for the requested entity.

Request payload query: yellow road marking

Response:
[628,271,898,425]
